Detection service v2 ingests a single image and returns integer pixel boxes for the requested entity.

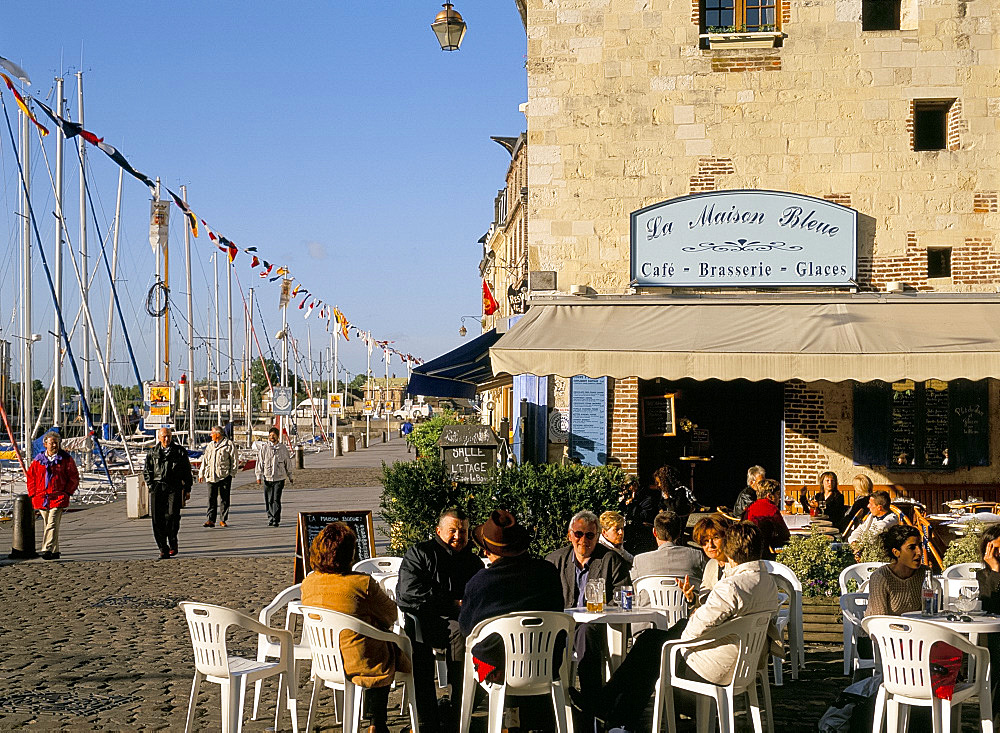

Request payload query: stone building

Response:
[484,0,1000,506]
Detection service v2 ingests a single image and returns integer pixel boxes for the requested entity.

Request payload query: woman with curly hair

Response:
[301,522,411,733]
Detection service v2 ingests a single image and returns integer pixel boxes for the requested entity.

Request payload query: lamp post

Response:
[431,2,467,51]
[458,315,481,337]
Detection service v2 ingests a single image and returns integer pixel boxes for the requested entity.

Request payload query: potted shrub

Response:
[777,527,856,642]
[942,518,986,568]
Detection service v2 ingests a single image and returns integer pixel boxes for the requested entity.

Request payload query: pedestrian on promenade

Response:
[255,427,293,527]
[198,425,238,528]
[401,417,414,453]
[143,427,192,560]
[26,430,79,560]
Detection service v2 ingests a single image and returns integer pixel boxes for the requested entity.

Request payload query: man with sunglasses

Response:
[546,510,630,714]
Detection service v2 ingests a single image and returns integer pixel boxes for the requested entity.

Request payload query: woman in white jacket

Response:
[255,427,293,527]
[571,521,779,732]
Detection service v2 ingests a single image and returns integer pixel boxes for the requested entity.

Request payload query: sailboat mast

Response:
[227,258,233,426]
[245,287,253,447]
[53,76,64,430]
[77,72,90,432]
[102,168,124,435]
[214,254,222,426]
[183,185,195,442]
[20,107,32,448]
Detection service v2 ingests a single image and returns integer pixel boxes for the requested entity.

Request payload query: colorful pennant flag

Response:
[0,73,47,136]
[95,140,155,191]
[34,99,102,144]
[166,188,199,238]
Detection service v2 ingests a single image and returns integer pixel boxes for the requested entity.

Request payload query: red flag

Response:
[482,280,499,316]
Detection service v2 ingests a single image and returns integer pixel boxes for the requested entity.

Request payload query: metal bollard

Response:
[9,494,38,559]
[295,445,304,470]
[382,431,387,443]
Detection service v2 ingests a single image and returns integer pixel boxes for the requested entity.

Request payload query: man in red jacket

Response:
[26,431,80,560]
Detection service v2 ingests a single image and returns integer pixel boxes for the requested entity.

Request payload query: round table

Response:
[900,611,1000,636]
[565,606,671,672]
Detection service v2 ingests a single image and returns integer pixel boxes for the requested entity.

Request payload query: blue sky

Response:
[0,1,526,391]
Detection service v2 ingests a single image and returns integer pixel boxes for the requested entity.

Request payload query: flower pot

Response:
[701,31,783,49]
[802,595,843,644]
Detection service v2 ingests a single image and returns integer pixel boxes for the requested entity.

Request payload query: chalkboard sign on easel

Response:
[295,510,376,583]
[641,394,676,437]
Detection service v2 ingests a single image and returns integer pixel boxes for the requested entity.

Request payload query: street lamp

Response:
[458,315,481,337]
[431,2,467,51]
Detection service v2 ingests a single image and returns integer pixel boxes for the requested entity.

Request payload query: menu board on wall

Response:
[641,394,677,438]
[569,376,608,466]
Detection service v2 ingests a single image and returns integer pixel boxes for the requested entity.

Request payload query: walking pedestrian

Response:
[401,417,414,453]
[143,427,193,560]
[26,430,79,560]
[255,427,292,527]
[198,425,238,528]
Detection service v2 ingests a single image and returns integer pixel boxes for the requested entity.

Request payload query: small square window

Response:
[862,0,901,31]
[913,101,951,151]
[927,248,952,279]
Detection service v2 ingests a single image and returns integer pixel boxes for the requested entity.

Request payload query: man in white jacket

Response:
[571,521,779,732]
[255,427,293,527]
[198,426,238,528]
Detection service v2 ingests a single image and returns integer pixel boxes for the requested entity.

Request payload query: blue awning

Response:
[407,329,502,399]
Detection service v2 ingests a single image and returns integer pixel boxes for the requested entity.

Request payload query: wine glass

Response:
[955,586,978,614]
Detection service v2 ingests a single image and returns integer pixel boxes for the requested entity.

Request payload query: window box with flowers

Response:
[700,28,785,49]
[700,0,784,49]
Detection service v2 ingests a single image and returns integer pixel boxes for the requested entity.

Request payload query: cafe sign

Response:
[630,190,857,287]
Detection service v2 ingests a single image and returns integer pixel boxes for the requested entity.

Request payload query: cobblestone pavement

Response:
[0,437,977,731]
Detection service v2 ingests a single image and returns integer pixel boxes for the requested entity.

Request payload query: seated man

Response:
[459,509,565,667]
[732,465,766,518]
[572,521,779,733]
[396,507,484,732]
[546,510,631,703]
[848,490,899,545]
[630,510,706,587]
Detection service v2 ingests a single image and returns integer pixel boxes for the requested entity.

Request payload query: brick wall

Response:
[954,237,1000,284]
[711,55,781,73]
[858,232,1000,290]
[609,377,638,475]
[689,157,735,193]
[973,192,998,213]
[783,381,837,484]
[947,99,967,152]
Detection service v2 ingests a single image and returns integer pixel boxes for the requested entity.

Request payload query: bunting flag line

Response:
[0,55,30,85]
[334,307,350,340]
[218,235,238,263]
[250,255,260,268]
[34,99,102,144]
[305,300,315,319]
[95,140,155,192]
[166,188,199,238]
[0,73,48,136]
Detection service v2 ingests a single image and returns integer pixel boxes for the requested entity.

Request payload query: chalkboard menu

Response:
[641,394,676,437]
[890,386,917,466]
[438,424,499,485]
[569,376,608,466]
[295,510,376,582]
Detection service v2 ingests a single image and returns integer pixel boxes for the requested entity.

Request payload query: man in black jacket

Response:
[397,507,483,733]
[143,427,193,560]
[546,510,631,713]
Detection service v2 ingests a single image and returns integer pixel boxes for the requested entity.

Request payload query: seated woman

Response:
[864,523,924,617]
[975,523,1000,706]
[301,522,410,733]
[842,474,874,534]
[689,514,735,602]
[571,522,778,733]
[744,479,791,558]
[801,471,846,528]
[598,509,634,565]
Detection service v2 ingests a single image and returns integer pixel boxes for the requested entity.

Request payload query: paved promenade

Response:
[0,436,414,731]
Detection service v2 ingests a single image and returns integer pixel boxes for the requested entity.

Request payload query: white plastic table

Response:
[565,606,671,671]
[900,611,1000,636]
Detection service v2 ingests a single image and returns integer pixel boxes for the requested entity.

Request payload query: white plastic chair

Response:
[838,562,882,595]
[942,562,983,580]
[634,575,696,626]
[653,611,774,733]
[180,601,299,733]
[761,561,803,681]
[378,573,400,601]
[862,615,994,733]
[252,585,313,723]
[839,593,874,678]
[458,611,576,733]
[299,605,419,733]
[352,556,403,575]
